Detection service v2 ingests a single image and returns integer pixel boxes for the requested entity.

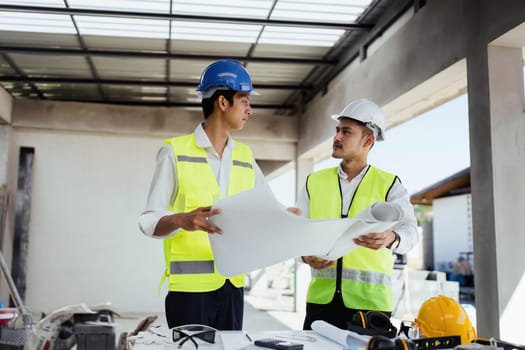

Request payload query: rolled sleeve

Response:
[387,178,419,255]
[138,145,180,238]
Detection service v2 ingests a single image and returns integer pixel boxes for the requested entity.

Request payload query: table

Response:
[132,329,363,350]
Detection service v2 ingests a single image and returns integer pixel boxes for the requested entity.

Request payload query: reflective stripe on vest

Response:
[162,133,255,292]
[171,260,215,274]
[312,267,392,286]
[306,165,397,311]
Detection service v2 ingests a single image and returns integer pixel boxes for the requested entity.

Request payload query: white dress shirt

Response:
[139,123,266,238]
[296,164,418,255]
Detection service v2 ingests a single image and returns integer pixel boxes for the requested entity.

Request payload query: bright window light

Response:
[0,11,75,34]
[259,26,343,46]
[0,0,64,7]
[170,0,272,18]
[171,21,261,43]
[271,0,371,22]
[67,0,169,13]
[75,16,169,38]
[0,0,370,45]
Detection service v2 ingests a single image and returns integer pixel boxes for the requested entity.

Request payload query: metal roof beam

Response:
[78,100,295,109]
[0,46,336,65]
[0,4,373,31]
[0,76,310,90]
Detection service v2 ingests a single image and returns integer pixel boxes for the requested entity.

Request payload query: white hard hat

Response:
[331,99,386,141]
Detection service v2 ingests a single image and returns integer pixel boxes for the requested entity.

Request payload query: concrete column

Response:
[0,86,12,185]
[0,87,12,124]
[0,87,13,306]
[0,126,10,186]
[467,44,525,342]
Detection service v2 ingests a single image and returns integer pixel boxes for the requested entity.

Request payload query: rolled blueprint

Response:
[311,320,369,350]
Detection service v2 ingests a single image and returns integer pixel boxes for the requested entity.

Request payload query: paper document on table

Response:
[311,320,369,349]
[209,185,400,277]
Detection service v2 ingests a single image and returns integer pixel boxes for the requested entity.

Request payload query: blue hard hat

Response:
[196,59,258,98]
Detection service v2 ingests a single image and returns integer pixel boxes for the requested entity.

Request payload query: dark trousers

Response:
[165,280,244,330]
[302,292,391,330]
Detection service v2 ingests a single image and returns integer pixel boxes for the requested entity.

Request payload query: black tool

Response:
[254,337,304,350]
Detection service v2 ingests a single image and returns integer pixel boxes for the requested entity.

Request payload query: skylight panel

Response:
[75,16,169,39]
[171,0,272,18]
[0,11,75,34]
[67,0,169,14]
[271,0,371,23]
[259,26,343,46]
[171,22,261,43]
[0,0,65,7]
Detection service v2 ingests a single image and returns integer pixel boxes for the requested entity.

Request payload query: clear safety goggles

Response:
[171,324,217,349]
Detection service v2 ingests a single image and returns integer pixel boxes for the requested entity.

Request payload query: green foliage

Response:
[414,204,432,225]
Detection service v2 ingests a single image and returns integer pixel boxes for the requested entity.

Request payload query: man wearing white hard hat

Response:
[296,99,419,330]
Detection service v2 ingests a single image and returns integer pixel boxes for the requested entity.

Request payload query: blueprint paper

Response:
[208,185,399,277]
[311,320,369,349]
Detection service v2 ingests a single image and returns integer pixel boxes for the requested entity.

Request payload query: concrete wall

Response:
[8,128,165,313]
[3,98,299,314]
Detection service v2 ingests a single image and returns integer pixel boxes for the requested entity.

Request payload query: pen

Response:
[245,332,253,343]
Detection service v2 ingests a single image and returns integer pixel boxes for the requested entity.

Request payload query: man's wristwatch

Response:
[387,231,400,250]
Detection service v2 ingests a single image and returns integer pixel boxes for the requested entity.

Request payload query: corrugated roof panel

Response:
[170,0,272,18]
[0,0,64,7]
[168,86,200,103]
[68,0,169,13]
[169,40,252,56]
[259,26,344,46]
[247,62,315,84]
[82,36,167,52]
[169,60,209,82]
[252,43,330,59]
[93,57,166,80]
[271,0,370,23]
[248,88,292,105]
[75,16,169,39]
[34,83,102,99]
[171,21,261,43]
[0,31,80,48]
[103,84,168,100]
[9,54,92,78]
[0,11,75,34]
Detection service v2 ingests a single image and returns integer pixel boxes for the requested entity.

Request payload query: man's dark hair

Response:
[201,89,236,119]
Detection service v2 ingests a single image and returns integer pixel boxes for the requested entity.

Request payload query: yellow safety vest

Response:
[162,134,255,292]
[306,166,397,311]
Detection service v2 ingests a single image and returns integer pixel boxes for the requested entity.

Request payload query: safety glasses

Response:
[171,324,217,349]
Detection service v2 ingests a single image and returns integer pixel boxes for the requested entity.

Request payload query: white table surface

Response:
[132,329,362,350]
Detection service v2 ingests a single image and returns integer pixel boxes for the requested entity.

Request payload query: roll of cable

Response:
[366,335,417,350]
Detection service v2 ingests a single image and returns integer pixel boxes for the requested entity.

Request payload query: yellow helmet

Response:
[414,295,476,345]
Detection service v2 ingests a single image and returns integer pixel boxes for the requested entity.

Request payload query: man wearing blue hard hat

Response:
[139,59,265,330]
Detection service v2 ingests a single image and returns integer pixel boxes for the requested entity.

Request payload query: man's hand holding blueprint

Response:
[208,185,402,277]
